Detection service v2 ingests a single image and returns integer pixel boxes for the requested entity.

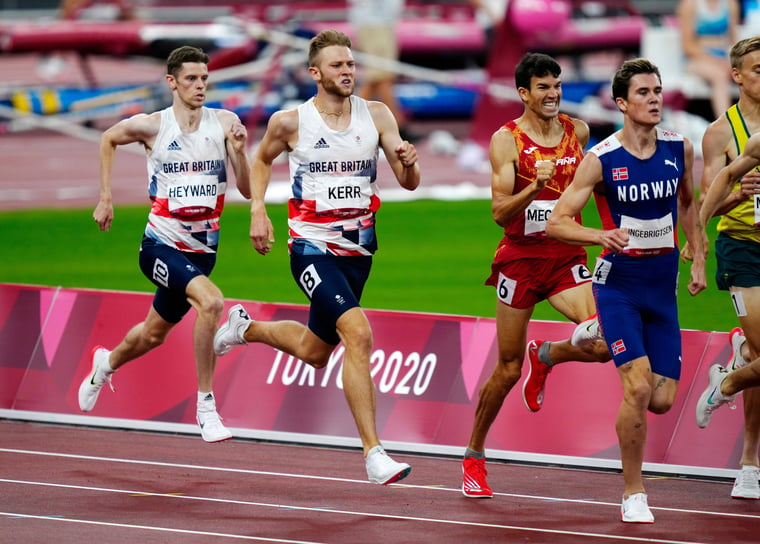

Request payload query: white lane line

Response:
[0,479,703,544]
[0,509,324,543]
[1,447,755,521]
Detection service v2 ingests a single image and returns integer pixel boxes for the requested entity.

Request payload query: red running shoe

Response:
[522,340,552,412]
[462,456,493,498]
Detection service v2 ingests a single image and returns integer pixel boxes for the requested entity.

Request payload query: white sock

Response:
[197,391,215,406]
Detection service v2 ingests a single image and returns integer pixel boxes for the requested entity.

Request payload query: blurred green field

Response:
[0,198,734,332]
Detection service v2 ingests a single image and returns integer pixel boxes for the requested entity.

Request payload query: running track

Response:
[2,420,759,543]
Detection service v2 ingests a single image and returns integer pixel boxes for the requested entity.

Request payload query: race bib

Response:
[754,194,760,226]
[524,200,555,236]
[314,176,372,213]
[619,214,675,256]
[495,272,516,305]
[299,263,322,298]
[591,257,611,285]
[167,174,218,217]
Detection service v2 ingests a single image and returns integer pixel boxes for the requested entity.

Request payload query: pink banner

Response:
[0,283,744,471]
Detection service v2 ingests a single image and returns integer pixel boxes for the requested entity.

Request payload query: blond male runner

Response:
[213,30,419,484]
[692,36,760,500]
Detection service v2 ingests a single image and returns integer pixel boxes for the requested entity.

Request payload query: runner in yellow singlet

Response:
[689,36,760,500]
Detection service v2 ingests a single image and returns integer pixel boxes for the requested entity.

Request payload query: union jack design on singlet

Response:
[145,107,228,253]
[287,96,381,256]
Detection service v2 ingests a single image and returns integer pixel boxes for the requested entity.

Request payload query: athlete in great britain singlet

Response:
[287,95,381,257]
[146,106,229,253]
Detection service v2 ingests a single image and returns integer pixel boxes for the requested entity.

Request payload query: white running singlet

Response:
[287,96,381,256]
[145,106,228,253]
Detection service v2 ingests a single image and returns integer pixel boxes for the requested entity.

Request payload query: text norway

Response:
[616,178,678,201]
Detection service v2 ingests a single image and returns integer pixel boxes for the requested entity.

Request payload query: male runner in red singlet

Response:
[461,52,609,499]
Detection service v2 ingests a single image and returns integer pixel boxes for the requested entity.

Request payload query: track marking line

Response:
[0,510,324,543]
[1,447,756,521]
[0,480,706,544]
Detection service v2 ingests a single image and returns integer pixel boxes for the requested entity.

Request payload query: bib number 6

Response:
[496,272,516,305]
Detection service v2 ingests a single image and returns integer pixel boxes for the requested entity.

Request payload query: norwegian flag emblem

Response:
[611,339,626,356]
[612,167,628,181]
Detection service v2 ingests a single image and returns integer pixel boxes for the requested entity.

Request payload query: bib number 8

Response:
[299,264,322,298]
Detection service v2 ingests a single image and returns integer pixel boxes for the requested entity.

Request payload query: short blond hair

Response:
[730,36,760,70]
[308,29,352,67]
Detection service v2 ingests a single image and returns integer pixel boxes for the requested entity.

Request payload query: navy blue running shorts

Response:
[290,253,372,345]
[139,235,216,323]
[592,251,682,380]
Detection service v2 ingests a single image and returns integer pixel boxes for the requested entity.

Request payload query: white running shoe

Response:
[696,365,736,429]
[197,394,232,443]
[78,346,115,412]
[726,327,748,373]
[621,493,654,523]
[365,446,411,485]
[214,304,252,356]
[731,465,760,500]
[571,315,602,347]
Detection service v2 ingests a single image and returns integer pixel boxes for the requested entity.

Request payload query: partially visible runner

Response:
[687,36,760,500]
[213,30,419,484]
[77,45,251,443]
[547,58,706,523]
[461,52,609,500]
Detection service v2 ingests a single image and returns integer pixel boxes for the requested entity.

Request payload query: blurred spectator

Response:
[677,0,740,119]
[468,0,508,53]
[38,0,137,80]
[59,0,136,20]
[347,0,419,142]
[744,0,760,32]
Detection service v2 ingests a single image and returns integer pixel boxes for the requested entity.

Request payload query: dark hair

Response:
[611,58,661,101]
[514,52,561,90]
[166,46,209,78]
[730,36,760,70]
[308,29,352,67]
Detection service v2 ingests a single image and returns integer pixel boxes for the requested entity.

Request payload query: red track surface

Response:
[2,420,759,543]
